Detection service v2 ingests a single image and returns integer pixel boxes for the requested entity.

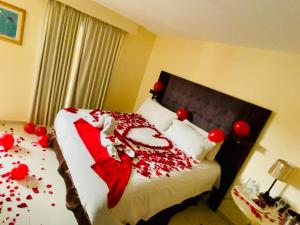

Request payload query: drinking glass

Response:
[251,182,260,198]
[242,178,255,196]
[273,199,286,212]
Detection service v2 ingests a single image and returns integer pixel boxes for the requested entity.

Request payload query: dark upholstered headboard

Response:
[152,71,271,210]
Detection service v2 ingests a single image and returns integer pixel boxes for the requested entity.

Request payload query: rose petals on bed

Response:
[64,107,79,114]
[73,111,199,208]
[90,110,198,178]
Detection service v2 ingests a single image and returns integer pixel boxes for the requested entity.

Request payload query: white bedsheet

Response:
[54,109,221,225]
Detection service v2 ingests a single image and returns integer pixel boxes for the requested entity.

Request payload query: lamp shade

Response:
[268,159,295,182]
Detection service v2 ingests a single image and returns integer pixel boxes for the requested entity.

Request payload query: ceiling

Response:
[94,0,300,54]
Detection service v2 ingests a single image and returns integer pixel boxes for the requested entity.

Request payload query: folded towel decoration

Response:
[96,114,134,161]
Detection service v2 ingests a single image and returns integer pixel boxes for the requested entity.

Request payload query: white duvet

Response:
[54,109,221,225]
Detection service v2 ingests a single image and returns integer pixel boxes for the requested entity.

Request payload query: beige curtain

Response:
[30,1,82,125]
[69,17,125,109]
[30,0,125,125]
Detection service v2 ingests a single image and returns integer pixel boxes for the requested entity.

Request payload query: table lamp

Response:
[260,159,295,205]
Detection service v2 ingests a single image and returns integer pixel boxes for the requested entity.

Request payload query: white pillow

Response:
[137,98,177,131]
[164,120,216,160]
[183,119,223,161]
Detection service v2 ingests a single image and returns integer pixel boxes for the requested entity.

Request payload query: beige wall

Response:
[0,0,139,122]
[104,27,156,112]
[135,37,300,222]
[0,0,46,122]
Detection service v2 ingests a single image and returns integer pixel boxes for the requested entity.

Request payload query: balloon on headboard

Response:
[176,108,188,121]
[153,81,164,92]
[233,120,250,137]
[208,129,225,143]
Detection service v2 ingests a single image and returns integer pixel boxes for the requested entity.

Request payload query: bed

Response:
[51,71,271,225]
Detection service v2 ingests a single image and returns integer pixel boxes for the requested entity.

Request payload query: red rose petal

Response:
[26,195,32,200]
[17,203,27,208]
[32,187,39,193]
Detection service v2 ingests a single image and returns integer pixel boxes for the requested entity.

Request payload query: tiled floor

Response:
[0,123,76,225]
[0,123,230,225]
[169,201,230,225]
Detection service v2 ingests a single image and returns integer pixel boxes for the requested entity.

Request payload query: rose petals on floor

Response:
[0,124,76,225]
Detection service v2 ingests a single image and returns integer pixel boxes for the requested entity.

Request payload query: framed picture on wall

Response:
[0,1,26,45]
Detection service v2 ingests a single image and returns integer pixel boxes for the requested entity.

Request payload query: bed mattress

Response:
[54,109,221,225]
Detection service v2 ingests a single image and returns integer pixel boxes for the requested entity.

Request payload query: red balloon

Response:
[153,81,164,92]
[176,108,188,121]
[233,120,250,136]
[24,123,36,134]
[0,133,14,150]
[208,129,225,143]
[35,127,47,136]
[10,163,29,180]
[37,135,48,148]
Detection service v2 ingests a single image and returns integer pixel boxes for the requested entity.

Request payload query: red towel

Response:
[74,118,133,208]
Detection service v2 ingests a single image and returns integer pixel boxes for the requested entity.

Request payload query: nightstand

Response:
[231,185,283,225]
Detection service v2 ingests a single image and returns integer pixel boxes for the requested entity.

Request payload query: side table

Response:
[231,185,284,225]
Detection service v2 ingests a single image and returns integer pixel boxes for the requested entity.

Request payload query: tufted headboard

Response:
[152,71,271,210]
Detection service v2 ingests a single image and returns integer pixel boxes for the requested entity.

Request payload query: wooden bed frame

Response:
[51,71,271,225]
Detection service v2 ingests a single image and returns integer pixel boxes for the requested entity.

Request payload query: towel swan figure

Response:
[95,114,135,161]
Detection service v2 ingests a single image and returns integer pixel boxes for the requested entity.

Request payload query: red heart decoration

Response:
[24,123,36,134]
[35,127,47,136]
[37,135,49,148]
[122,125,173,150]
[0,133,14,150]
[10,164,29,180]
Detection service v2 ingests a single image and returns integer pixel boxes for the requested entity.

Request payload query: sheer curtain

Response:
[30,0,125,125]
